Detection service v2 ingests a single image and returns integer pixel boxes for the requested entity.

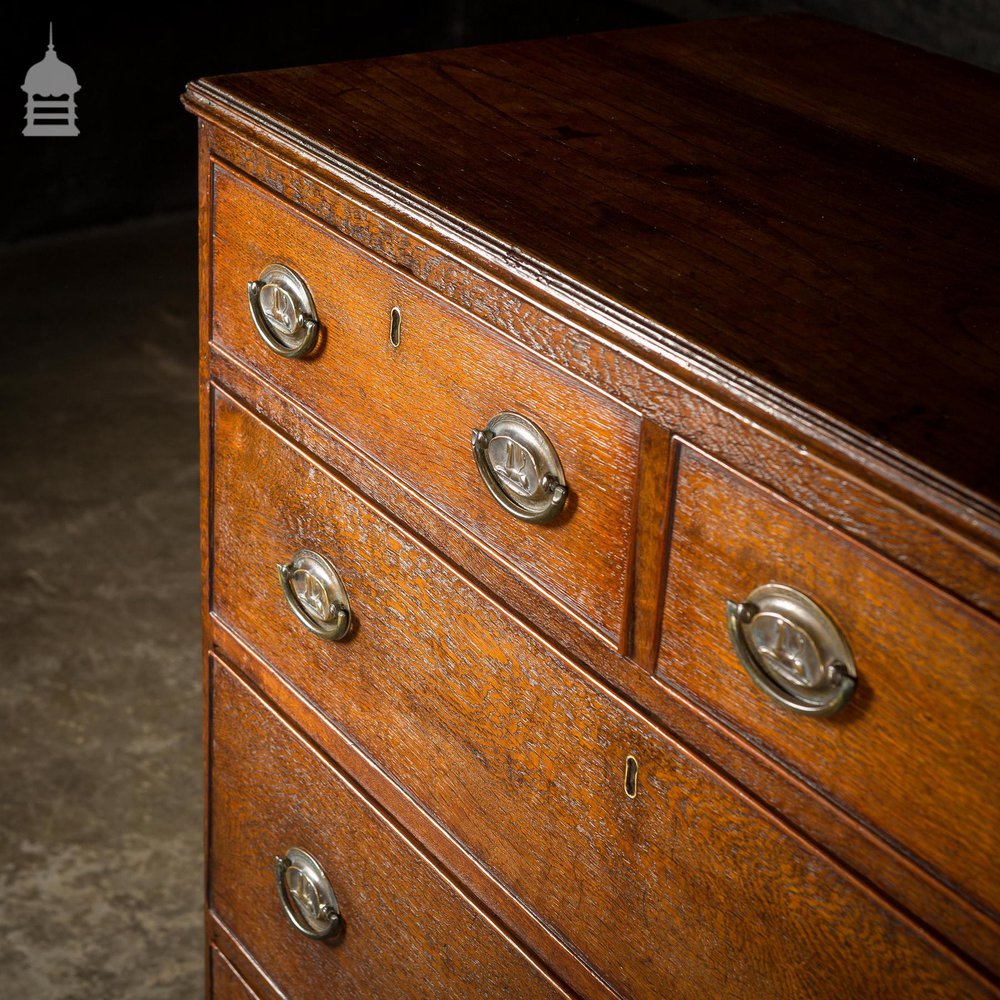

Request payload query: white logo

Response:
[22,24,80,137]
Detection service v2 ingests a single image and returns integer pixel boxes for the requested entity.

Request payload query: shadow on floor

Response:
[0,213,202,999]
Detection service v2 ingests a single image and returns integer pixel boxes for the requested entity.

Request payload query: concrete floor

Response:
[0,215,203,998]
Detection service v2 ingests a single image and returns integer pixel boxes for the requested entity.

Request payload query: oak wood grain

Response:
[186,17,1000,509]
[211,163,641,644]
[187,18,1000,997]
[658,442,1000,924]
[211,947,262,1000]
[210,392,990,999]
[200,134,1000,622]
[212,564,1000,992]
[198,120,217,1000]
[209,657,572,1000]
[195,102,1000,995]
[209,916,295,1000]
[628,14,1000,190]
[630,419,673,667]
[205,362,999,980]
[210,633,621,1000]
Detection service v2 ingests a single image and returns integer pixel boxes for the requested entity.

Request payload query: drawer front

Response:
[211,948,262,1000]
[211,163,640,642]
[658,443,1000,917]
[209,657,568,1000]
[210,389,984,1000]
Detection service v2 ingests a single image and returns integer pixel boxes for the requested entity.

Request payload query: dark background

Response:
[4,0,999,244]
[1,4,996,996]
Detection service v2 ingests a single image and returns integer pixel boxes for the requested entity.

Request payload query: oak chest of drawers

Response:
[184,15,1000,998]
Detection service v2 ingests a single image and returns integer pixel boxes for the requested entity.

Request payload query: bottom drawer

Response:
[208,656,566,1000]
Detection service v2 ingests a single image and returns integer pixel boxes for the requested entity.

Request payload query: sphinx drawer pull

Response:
[471,412,568,524]
[247,263,319,358]
[277,548,352,641]
[274,847,342,940]
[726,583,856,717]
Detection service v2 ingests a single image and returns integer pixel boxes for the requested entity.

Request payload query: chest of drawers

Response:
[184,14,1000,998]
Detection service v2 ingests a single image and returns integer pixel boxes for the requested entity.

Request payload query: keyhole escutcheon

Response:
[624,755,639,798]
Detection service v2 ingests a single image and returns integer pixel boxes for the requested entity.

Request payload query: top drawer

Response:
[210,163,641,643]
[658,442,1000,920]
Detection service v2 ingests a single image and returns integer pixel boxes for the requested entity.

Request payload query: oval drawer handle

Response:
[471,412,568,524]
[277,548,351,641]
[247,263,319,358]
[725,583,856,717]
[274,847,342,940]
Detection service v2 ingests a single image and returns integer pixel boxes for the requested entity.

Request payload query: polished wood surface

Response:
[186,16,1000,999]
[211,948,262,1000]
[201,125,1000,618]
[658,443,1000,920]
[187,15,1000,509]
[209,657,570,999]
[634,14,1000,189]
[210,390,987,1000]
[211,163,641,643]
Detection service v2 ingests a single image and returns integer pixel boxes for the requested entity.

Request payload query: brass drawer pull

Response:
[247,263,319,358]
[725,584,856,717]
[277,548,351,640]
[274,847,341,940]
[471,412,568,524]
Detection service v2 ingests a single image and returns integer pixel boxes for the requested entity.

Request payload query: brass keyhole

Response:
[624,755,639,798]
[389,306,402,348]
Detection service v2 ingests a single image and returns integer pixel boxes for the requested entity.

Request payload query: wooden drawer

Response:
[209,657,568,1000]
[209,388,985,999]
[211,949,262,1000]
[210,162,640,643]
[657,443,1000,919]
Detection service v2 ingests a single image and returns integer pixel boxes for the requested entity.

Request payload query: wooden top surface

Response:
[186,15,1000,512]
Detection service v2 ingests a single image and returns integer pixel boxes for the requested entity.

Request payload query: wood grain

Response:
[202,360,996,982]
[187,18,1000,997]
[210,917,294,1000]
[629,418,673,666]
[626,13,1000,190]
[211,947,262,1000]
[198,119,217,1000]
[209,657,571,1000]
[211,163,641,644]
[658,442,1000,923]
[200,130,1000,624]
[186,18,1000,508]
[210,391,989,999]
[210,633,622,1000]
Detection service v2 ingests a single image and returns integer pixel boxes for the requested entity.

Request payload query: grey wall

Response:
[639,0,1000,70]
